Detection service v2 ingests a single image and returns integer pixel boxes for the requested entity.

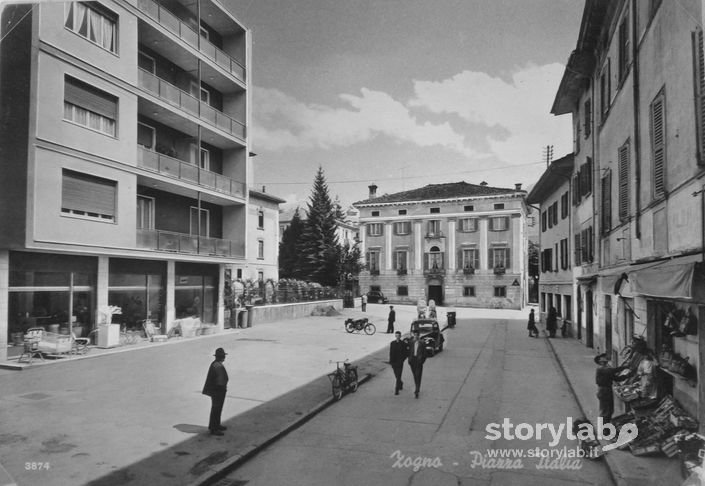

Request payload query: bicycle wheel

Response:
[345,321,355,333]
[348,369,358,392]
[331,375,343,400]
[364,323,376,335]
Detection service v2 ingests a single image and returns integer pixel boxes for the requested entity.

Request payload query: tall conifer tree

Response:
[279,207,305,279]
[300,167,340,286]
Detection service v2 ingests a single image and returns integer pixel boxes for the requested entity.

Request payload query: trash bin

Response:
[237,309,247,328]
[447,311,456,328]
[246,305,254,328]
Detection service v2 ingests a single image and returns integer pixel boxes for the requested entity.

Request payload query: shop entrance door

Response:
[586,290,594,348]
[577,290,582,340]
[428,285,443,306]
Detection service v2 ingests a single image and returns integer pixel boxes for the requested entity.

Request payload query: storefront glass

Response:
[7,252,96,339]
[175,263,218,323]
[108,259,165,331]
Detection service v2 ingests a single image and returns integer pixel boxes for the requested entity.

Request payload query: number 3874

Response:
[25,462,50,470]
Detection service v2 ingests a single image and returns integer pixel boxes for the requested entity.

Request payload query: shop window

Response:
[65,2,117,53]
[175,265,217,323]
[494,286,507,298]
[397,286,408,296]
[64,76,117,136]
[463,286,475,297]
[62,169,116,222]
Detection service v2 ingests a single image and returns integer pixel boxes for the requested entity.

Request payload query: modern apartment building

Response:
[0,0,251,361]
[354,182,529,309]
[552,0,705,424]
[526,154,575,335]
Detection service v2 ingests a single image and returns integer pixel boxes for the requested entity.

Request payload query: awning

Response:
[576,274,597,286]
[606,254,704,300]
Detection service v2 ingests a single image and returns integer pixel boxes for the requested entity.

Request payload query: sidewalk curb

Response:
[187,372,375,486]
[543,336,624,486]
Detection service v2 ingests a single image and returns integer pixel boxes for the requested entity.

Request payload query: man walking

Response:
[407,329,426,398]
[361,293,367,312]
[389,331,407,395]
[387,305,396,333]
[202,347,229,435]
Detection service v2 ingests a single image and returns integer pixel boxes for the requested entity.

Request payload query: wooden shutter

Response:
[693,29,705,164]
[488,248,494,269]
[601,170,612,234]
[65,76,117,119]
[651,92,666,198]
[458,249,463,268]
[62,170,116,217]
[618,143,630,221]
[574,233,581,265]
[505,248,510,270]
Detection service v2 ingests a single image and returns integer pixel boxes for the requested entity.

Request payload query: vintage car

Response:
[366,290,389,304]
[408,318,447,357]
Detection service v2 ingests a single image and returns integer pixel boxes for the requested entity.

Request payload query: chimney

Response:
[515,183,522,191]
[368,184,378,199]
[480,181,488,187]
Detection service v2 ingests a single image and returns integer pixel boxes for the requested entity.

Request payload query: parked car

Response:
[408,318,447,357]
[366,290,389,304]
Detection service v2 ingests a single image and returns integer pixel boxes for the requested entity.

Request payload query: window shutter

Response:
[505,248,510,270]
[488,249,494,269]
[65,77,117,119]
[618,143,630,221]
[650,92,666,198]
[62,170,116,217]
[588,226,594,262]
[574,233,581,265]
[601,171,612,235]
[695,29,705,165]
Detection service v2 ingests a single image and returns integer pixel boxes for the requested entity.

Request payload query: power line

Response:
[0,3,35,45]
[257,160,548,185]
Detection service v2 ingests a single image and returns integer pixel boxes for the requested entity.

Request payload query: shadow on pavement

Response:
[85,350,390,486]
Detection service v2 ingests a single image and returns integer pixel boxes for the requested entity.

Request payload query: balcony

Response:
[493,265,507,275]
[370,269,380,276]
[137,229,244,258]
[397,268,408,276]
[463,266,475,275]
[138,147,245,199]
[425,231,445,239]
[138,69,246,141]
[136,0,246,83]
[424,266,445,276]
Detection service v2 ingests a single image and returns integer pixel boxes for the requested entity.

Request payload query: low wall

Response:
[248,299,343,324]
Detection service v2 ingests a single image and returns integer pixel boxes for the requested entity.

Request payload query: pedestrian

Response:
[417,298,426,319]
[202,347,229,435]
[428,299,437,318]
[527,308,539,337]
[361,294,367,312]
[389,331,408,395]
[594,353,630,423]
[546,306,558,338]
[407,329,426,398]
[387,305,396,333]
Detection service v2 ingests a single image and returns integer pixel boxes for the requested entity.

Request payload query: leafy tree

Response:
[299,167,340,286]
[338,240,363,278]
[279,207,305,279]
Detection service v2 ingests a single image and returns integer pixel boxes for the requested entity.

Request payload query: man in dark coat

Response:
[389,331,408,395]
[527,308,539,337]
[546,307,558,338]
[202,347,229,435]
[387,305,396,333]
[407,329,427,398]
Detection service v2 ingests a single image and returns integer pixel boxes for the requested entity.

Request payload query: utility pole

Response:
[543,145,554,167]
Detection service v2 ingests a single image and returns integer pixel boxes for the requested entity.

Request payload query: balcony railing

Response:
[137,229,244,257]
[138,69,246,141]
[370,269,380,276]
[136,0,246,83]
[138,147,246,198]
[397,268,408,276]
[493,266,507,275]
[425,231,445,239]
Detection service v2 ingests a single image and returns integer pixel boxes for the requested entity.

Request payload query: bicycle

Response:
[327,360,358,400]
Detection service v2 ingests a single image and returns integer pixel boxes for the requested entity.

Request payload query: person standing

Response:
[202,347,229,435]
[387,305,396,333]
[389,331,408,395]
[407,329,426,398]
[361,294,367,312]
[527,308,539,337]
[594,353,630,423]
[546,307,558,338]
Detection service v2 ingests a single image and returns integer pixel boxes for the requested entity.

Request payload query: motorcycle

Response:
[344,317,376,335]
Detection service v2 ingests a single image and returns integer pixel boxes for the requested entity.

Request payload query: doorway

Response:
[428,285,443,306]
[586,290,594,348]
